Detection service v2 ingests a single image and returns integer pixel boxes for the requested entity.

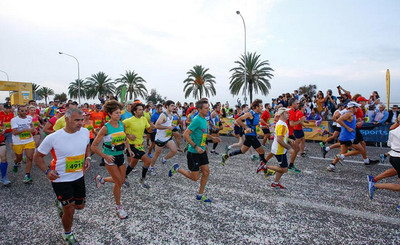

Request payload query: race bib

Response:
[172,120,178,126]
[65,154,84,173]
[4,122,11,130]
[134,144,145,151]
[33,121,40,128]
[165,129,172,137]
[200,133,207,146]
[94,120,102,126]
[85,124,94,131]
[111,132,126,145]
[19,131,32,140]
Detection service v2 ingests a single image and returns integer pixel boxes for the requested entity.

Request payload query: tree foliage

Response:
[54,92,68,103]
[115,70,148,101]
[298,84,317,98]
[146,89,166,104]
[183,65,216,100]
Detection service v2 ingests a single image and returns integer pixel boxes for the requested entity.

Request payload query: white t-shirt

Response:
[38,127,90,183]
[271,120,289,155]
[388,126,400,158]
[11,116,34,145]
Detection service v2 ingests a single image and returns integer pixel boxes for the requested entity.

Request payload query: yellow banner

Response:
[219,117,329,141]
[386,69,390,111]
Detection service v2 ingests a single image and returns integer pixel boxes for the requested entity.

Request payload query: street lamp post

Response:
[0,70,10,81]
[59,52,81,104]
[236,10,247,104]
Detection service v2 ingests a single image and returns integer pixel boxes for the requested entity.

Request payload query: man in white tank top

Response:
[149,100,178,175]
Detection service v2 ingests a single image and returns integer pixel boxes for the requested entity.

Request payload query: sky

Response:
[1,0,399,107]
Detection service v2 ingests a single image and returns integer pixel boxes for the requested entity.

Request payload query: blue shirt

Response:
[245,110,260,136]
[151,112,161,132]
[120,111,133,121]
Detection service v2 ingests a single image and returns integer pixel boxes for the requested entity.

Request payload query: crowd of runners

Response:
[0,85,399,244]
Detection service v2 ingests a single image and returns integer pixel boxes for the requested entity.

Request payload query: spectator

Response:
[369,91,380,106]
[373,104,389,124]
[387,105,399,124]
[338,93,351,105]
[314,91,325,113]
[337,85,352,100]
[324,89,337,114]
[293,90,299,100]
[306,108,322,126]
[305,97,313,114]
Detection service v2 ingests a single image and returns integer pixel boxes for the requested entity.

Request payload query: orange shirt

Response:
[84,120,94,139]
[90,111,105,129]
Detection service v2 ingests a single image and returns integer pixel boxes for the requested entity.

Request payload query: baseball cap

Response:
[356,96,369,102]
[347,102,361,108]
[276,107,291,116]
[3,103,11,109]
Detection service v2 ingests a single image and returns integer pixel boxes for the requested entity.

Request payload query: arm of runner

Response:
[207,134,221,143]
[91,125,115,163]
[237,112,251,132]
[33,151,60,181]
[123,122,134,156]
[337,113,353,132]
[84,144,91,171]
[43,121,55,135]
[155,113,172,130]
[183,128,204,154]
[276,135,293,154]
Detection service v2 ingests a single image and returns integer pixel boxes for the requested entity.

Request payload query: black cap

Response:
[3,103,11,109]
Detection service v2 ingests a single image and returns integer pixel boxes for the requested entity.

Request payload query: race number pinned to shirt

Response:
[65,154,84,173]
[111,132,126,145]
[4,122,11,130]
[165,129,172,138]
[94,120,102,126]
[19,131,32,140]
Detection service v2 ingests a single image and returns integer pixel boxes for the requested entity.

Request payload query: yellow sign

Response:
[0,81,33,105]
[386,69,390,111]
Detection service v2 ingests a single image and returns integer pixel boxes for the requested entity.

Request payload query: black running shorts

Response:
[155,138,172,147]
[103,154,125,167]
[244,135,262,149]
[275,154,288,168]
[52,176,86,206]
[294,130,305,139]
[339,140,353,147]
[262,128,271,135]
[127,144,146,159]
[390,156,400,178]
[354,128,363,144]
[187,151,209,172]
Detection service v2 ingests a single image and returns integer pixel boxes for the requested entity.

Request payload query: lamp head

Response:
[58,52,63,54]
[236,11,240,14]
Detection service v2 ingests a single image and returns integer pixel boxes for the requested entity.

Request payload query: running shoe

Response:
[334,155,343,165]
[367,175,375,193]
[221,154,228,166]
[23,175,33,183]
[271,182,286,189]
[123,181,130,188]
[196,194,212,203]
[397,205,400,212]
[256,161,267,173]
[12,163,20,173]
[225,145,230,155]
[94,175,104,188]
[288,166,301,173]
[62,233,79,245]
[264,169,276,178]
[1,177,11,186]
[149,167,156,176]
[55,198,63,218]
[210,150,219,155]
[368,181,376,200]
[116,205,128,219]
[321,144,328,158]
[319,142,325,148]
[326,164,336,172]
[168,164,180,177]
[365,159,379,165]
[139,178,151,189]
[379,154,387,163]
[301,153,308,158]
[251,155,259,161]
[161,158,168,164]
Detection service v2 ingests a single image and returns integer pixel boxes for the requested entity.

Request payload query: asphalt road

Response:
[0,136,398,245]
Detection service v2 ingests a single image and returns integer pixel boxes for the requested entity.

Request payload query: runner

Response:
[149,100,178,175]
[320,103,346,158]
[0,114,10,185]
[293,103,307,157]
[34,108,91,244]
[367,114,400,211]
[287,98,301,173]
[168,99,221,203]
[326,102,368,172]
[43,107,65,136]
[11,105,36,183]
[260,103,271,147]
[83,111,95,145]
[124,103,153,189]
[91,100,129,219]
[143,104,152,147]
[210,104,222,155]
[172,108,183,152]
[147,104,163,158]
[264,107,294,188]
[53,102,78,131]
[29,105,43,148]
[221,99,268,172]
[90,104,106,137]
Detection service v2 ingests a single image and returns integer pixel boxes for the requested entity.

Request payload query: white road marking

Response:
[308,156,389,166]
[277,196,400,225]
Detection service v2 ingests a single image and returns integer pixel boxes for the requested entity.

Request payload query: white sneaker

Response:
[1,177,11,186]
[132,167,138,173]
[95,175,104,188]
[149,167,156,176]
[161,158,168,164]
[116,205,128,219]
[326,164,336,172]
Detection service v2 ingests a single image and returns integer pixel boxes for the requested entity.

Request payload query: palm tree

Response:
[37,87,54,105]
[68,79,86,99]
[85,72,115,100]
[183,65,216,100]
[115,70,148,101]
[229,52,274,103]
[32,83,41,100]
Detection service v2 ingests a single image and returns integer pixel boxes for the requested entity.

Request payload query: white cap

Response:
[276,107,291,116]
[347,101,361,108]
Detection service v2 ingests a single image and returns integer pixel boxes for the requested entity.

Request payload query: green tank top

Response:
[102,121,126,156]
